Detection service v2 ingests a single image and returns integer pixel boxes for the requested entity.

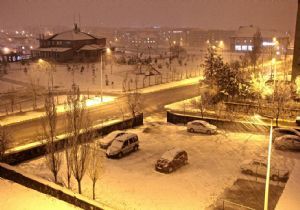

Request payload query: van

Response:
[106,133,139,158]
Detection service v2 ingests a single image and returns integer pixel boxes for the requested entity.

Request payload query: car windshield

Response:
[110,139,123,148]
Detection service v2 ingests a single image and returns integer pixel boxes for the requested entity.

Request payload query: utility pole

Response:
[292,0,300,80]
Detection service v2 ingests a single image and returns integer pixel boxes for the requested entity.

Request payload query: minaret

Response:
[292,0,300,80]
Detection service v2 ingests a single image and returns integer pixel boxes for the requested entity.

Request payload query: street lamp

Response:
[106,47,112,74]
[253,114,273,210]
[38,58,54,89]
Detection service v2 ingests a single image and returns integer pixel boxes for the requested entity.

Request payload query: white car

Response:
[240,159,289,181]
[187,120,217,134]
[274,135,300,150]
[106,133,139,158]
[99,130,127,149]
[272,128,300,141]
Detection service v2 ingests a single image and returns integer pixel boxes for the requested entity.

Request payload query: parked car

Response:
[240,158,289,181]
[99,130,127,149]
[106,133,139,158]
[272,128,300,141]
[155,148,188,173]
[274,135,300,150]
[187,120,217,134]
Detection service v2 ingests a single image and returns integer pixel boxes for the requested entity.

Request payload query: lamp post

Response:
[254,114,273,210]
[100,50,103,102]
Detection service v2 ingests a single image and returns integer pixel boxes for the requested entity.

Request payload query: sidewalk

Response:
[276,161,300,210]
[0,96,115,126]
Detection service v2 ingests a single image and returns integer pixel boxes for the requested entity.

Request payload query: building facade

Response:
[32,24,106,62]
[230,25,290,55]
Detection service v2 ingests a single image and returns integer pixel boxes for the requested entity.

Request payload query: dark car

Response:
[155,148,188,173]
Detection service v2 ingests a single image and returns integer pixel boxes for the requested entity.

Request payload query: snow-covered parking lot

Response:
[18,117,293,210]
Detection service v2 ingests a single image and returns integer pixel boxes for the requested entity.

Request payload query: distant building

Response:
[230,25,290,54]
[32,24,106,62]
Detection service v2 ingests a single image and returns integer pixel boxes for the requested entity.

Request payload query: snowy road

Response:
[5,83,200,148]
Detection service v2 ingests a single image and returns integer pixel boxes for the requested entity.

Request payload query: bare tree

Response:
[64,139,73,189]
[43,89,61,183]
[191,82,217,118]
[28,75,40,110]
[65,83,90,194]
[88,142,104,200]
[273,82,292,126]
[0,125,9,161]
[6,88,16,113]
[126,78,142,121]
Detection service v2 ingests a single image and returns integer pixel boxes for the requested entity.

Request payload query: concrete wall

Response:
[3,113,143,165]
[0,163,112,210]
[167,111,269,133]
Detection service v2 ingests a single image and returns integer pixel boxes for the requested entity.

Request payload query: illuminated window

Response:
[242,45,248,51]
[235,45,242,51]
[248,45,253,51]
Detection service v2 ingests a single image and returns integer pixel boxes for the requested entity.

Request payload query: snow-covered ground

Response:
[2,57,202,94]
[0,178,81,210]
[17,115,293,210]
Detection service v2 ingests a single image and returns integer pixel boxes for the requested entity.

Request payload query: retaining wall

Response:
[3,113,143,165]
[167,111,269,133]
[0,163,113,210]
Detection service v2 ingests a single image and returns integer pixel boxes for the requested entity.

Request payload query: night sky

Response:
[0,0,297,31]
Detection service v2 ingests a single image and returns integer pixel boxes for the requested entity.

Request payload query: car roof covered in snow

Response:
[190,120,209,125]
[276,134,300,141]
[114,132,137,142]
[161,148,185,161]
[99,130,126,144]
[273,127,300,134]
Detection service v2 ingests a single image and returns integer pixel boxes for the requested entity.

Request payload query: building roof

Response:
[34,47,71,52]
[77,44,104,51]
[233,25,289,39]
[47,24,104,41]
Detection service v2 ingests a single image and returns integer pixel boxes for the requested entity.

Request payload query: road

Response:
[6,83,201,148]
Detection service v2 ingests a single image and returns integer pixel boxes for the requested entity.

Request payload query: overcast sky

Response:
[0,0,297,31]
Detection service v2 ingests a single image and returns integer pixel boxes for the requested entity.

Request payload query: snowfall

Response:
[16,114,295,210]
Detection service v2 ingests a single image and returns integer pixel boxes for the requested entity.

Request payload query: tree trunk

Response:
[93,181,96,200]
[77,179,82,194]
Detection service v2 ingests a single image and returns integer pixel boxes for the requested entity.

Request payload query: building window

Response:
[248,45,253,51]
[242,45,248,51]
[235,45,242,51]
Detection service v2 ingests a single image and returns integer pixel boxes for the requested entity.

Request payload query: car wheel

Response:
[245,169,253,175]
[271,175,279,181]
[118,152,123,158]
[168,167,174,173]
[189,128,194,133]
[134,145,139,151]
[206,130,212,135]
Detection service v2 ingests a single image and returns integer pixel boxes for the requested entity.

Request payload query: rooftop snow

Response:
[233,25,288,38]
[78,44,104,51]
[51,30,97,41]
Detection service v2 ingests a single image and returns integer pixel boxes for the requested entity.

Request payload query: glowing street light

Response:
[2,47,10,54]
[253,114,273,210]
